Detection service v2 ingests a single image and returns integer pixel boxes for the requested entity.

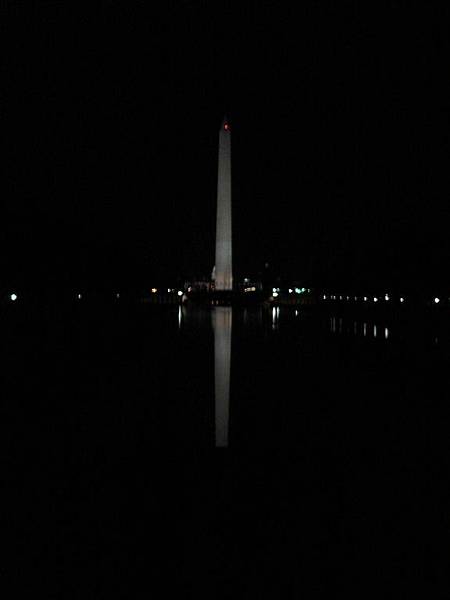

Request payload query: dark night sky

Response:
[3,1,449,294]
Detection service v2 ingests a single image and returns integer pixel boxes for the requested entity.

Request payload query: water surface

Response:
[2,303,449,594]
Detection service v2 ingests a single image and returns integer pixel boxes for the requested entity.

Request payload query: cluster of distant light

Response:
[5,290,447,305]
[151,288,183,297]
[7,290,184,302]
[272,287,310,298]
[322,294,444,305]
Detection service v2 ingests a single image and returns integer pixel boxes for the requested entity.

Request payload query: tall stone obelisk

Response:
[214,116,233,291]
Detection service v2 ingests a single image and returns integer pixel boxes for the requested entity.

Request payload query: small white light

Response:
[385,294,389,301]
[273,292,279,298]
[323,295,327,300]
[346,296,350,301]
[116,293,120,299]
[354,296,358,301]
[434,297,440,304]
[151,288,157,294]
[289,288,293,294]
[363,296,368,302]
[295,310,299,316]
[77,293,82,300]
[177,291,183,297]
[339,295,343,300]
[168,288,171,293]
[10,293,17,301]
[400,297,404,303]
[272,287,277,293]
[384,328,389,340]
[295,288,301,294]
[374,297,378,302]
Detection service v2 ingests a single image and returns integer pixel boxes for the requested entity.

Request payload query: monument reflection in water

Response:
[212,307,232,448]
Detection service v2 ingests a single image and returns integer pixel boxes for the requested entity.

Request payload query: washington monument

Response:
[214,116,233,291]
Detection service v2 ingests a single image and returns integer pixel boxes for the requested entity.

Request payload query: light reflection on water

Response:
[212,307,232,448]
[179,304,447,449]
[272,306,280,330]
[172,305,446,449]
[330,316,336,333]
[329,315,389,340]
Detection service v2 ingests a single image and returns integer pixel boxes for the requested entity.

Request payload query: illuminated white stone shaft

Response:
[214,117,233,291]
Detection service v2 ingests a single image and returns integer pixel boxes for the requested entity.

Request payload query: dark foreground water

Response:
[2,303,449,596]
